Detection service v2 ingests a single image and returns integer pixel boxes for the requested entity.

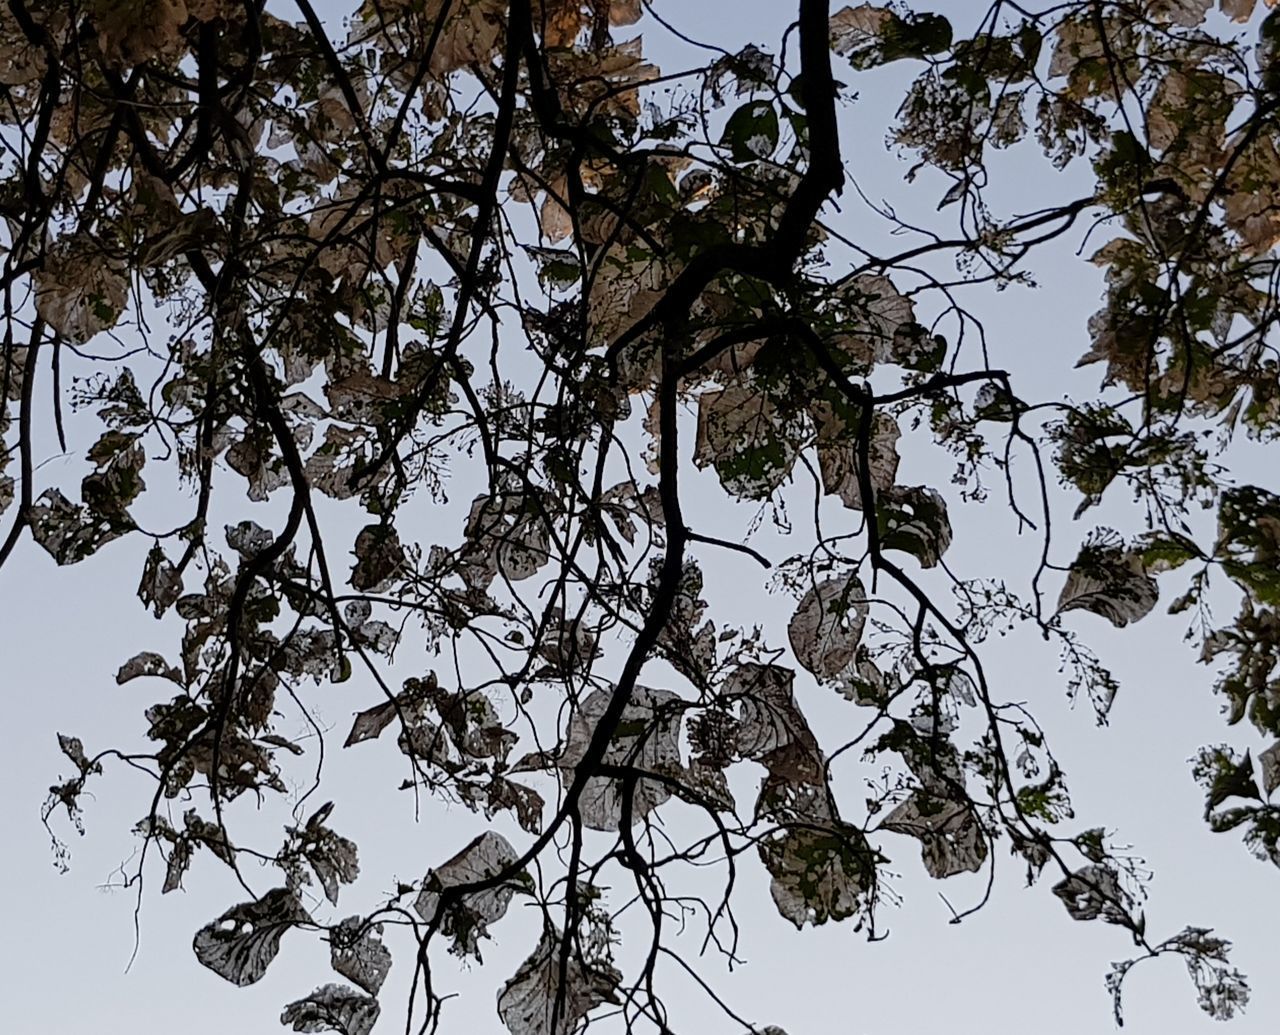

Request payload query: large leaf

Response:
[694,384,800,500]
[280,984,379,1035]
[877,486,952,568]
[329,917,391,996]
[496,928,621,1035]
[34,237,129,343]
[787,573,869,684]
[880,793,987,878]
[557,685,684,830]
[724,663,824,784]
[757,778,874,928]
[413,831,522,960]
[194,888,308,987]
[1058,530,1158,628]
[720,100,779,162]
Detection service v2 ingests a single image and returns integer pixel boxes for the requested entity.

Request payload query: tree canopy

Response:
[3,0,1280,1032]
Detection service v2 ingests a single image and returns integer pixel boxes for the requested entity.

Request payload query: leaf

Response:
[720,100,779,162]
[787,573,869,684]
[28,488,129,565]
[280,984,379,1035]
[694,384,800,500]
[724,663,824,783]
[298,809,360,906]
[193,888,308,987]
[1052,864,1128,923]
[1220,0,1260,21]
[814,407,901,511]
[343,700,399,748]
[57,733,98,774]
[829,5,893,65]
[830,5,952,69]
[413,831,522,960]
[880,793,987,878]
[557,685,684,830]
[34,237,128,344]
[138,544,182,617]
[330,917,391,996]
[877,486,952,568]
[116,651,183,685]
[1260,742,1280,797]
[1057,530,1158,628]
[756,778,874,928]
[496,928,621,1035]
[351,524,404,593]
[1216,486,1280,606]
[163,838,193,894]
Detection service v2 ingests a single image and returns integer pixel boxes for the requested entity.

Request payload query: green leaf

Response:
[721,101,779,163]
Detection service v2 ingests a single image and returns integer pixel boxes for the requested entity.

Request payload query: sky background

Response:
[2,2,1278,1034]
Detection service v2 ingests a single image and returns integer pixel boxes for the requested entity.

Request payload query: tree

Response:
[3,0,1279,1031]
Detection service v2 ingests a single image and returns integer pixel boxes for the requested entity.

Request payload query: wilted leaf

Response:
[351,524,404,593]
[724,664,824,783]
[414,831,522,959]
[57,733,99,774]
[880,793,987,878]
[194,888,308,986]
[496,928,621,1035]
[558,685,684,830]
[721,100,779,162]
[292,808,360,907]
[877,486,952,568]
[330,917,391,996]
[757,778,874,928]
[138,544,182,617]
[787,573,868,684]
[1058,530,1158,628]
[1260,742,1280,797]
[343,700,399,748]
[28,488,129,565]
[34,237,128,343]
[116,651,183,685]
[814,407,901,511]
[694,384,800,500]
[1052,864,1128,923]
[280,983,379,1035]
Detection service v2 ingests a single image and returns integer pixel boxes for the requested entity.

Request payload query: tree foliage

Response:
[5,0,1280,1030]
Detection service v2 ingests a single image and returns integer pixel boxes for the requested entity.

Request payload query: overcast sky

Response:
[2,3,1278,1034]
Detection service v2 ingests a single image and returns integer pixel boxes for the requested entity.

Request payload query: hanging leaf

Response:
[787,572,869,684]
[724,663,824,784]
[413,831,523,960]
[1052,864,1129,923]
[558,685,685,830]
[1058,529,1158,628]
[1260,742,1280,797]
[34,237,129,344]
[757,778,875,928]
[814,406,901,511]
[496,928,622,1035]
[194,888,308,987]
[877,486,952,568]
[282,806,360,907]
[329,917,391,996]
[880,792,987,878]
[280,984,379,1035]
[695,384,801,500]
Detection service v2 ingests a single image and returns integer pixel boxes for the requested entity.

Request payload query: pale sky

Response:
[2,3,1277,1035]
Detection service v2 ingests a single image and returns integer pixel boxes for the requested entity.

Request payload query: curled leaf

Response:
[1058,529,1158,628]
[193,888,308,987]
[280,983,379,1035]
